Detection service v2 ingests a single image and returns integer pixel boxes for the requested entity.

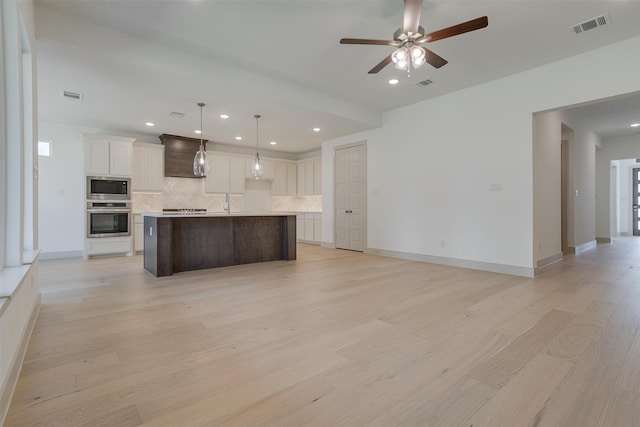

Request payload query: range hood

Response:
[159,134,208,178]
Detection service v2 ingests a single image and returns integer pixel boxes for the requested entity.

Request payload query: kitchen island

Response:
[143,213,296,277]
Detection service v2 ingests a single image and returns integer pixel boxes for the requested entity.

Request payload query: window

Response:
[38,140,51,157]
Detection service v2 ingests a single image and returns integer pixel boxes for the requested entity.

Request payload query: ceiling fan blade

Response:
[340,38,396,46]
[402,0,423,35]
[422,16,488,43]
[368,54,393,74]
[423,47,448,69]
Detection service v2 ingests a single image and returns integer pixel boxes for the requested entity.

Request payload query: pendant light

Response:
[250,114,263,180]
[193,102,209,177]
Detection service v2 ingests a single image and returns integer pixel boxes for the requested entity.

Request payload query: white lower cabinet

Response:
[313,213,322,243]
[296,215,304,241]
[134,214,144,252]
[296,213,321,244]
[85,236,132,258]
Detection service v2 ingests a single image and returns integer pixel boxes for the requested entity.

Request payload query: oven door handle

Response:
[87,209,132,213]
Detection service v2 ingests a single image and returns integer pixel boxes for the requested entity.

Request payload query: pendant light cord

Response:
[254,114,261,158]
[198,102,205,150]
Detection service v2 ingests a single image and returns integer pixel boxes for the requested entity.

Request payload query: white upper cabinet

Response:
[273,162,287,196]
[132,142,164,192]
[229,157,245,194]
[313,159,322,195]
[273,161,297,196]
[205,154,245,194]
[286,163,297,196]
[84,134,134,177]
[297,158,321,196]
[297,161,306,196]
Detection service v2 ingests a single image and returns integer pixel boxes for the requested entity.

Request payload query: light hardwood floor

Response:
[5,240,640,426]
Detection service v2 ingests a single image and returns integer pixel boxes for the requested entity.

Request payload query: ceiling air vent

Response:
[168,112,185,118]
[61,90,83,101]
[572,13,610,34]
[416,79,434,87]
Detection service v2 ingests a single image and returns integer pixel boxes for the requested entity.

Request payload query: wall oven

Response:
[86,201,131,237]
[87,176,131,200]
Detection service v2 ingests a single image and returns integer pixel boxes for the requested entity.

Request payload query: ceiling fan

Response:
[340,0,488,74]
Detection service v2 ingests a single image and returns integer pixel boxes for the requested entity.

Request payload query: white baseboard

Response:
[321,242,335,249]
[536,252,563,268]
[365,247,534,278]
[39,250,83,260]
[575,240,597,255]
[534,252,563,276]
[596,237,612,243]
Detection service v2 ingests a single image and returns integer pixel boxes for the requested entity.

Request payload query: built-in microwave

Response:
[86,176,131,200]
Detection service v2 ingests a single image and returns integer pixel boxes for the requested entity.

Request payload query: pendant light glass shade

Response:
[193,102,209,177]
[251,114,263,180]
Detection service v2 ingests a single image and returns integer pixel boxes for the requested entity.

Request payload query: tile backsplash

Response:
[132,177,321,213]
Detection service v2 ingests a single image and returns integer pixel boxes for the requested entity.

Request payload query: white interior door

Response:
[335,144,365,251]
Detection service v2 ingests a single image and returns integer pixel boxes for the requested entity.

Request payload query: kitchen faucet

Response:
[224,192,230,214]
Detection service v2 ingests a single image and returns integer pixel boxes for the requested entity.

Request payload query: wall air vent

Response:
[61,90,83,101]
[168,112,185,118]
[416,79,434,87]
[572,13,610,34]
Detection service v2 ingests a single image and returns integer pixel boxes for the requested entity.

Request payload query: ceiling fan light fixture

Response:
[392,48,407,63]
[410,45,425,60]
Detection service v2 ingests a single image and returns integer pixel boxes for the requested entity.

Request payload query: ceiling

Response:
[34,0,640,153]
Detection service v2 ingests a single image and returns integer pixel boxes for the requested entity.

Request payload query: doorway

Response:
[633,167,640,236]
[335,143,366,251]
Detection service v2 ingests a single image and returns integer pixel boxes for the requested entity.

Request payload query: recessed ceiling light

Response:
[270,141,277,145]
[388,79,399,85]
[194,130,202,134]
[235,136,242,140]
[631,123,640,127]
[145,122,155,127]
[220,114,229,119]
[313,127,321,132]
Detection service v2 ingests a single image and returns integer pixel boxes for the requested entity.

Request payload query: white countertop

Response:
[143,212,298,218]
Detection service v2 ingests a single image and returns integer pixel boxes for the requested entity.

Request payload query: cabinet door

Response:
[131,145,146,191]
[305,161,314,195]
[304,213,314,241]
[204,155,230,193]
[273,162,287,196]
[85,140,110,175]
[296,216,304,241]
[313,159,322,195]
[109,141,132,177]
[262,159,276,180]
[134,221,144,252]
[145,146,165,191]
[313,213,322,243]
[229,157,245,194]
[286,163,297,196]
[297,162,306,196]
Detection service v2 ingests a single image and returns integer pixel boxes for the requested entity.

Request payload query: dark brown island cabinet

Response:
[143,214,297,277]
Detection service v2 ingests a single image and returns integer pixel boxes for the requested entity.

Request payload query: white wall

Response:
[323,36,640,276]
[38,121,101,258]
[596,134,640,238]
[533,110,562,264]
